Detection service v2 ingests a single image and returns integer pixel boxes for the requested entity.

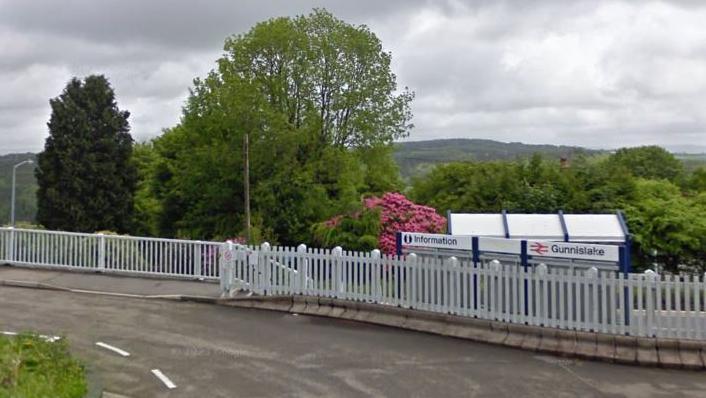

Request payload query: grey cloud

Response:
[0,0,425,50]
[1,0,706,154]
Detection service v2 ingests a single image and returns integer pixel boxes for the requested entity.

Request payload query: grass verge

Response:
[0,333,86,398]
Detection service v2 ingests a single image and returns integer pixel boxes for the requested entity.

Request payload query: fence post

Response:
[297,244,308,295]
[332,246,343,297]
[472,237,479,311]
[644,269,657,337]
[521,240,529,317]
[194,241,202,279]
[7,227,15,264]
[260,242,271,294]
[587,266,598,331]
[219,242,234,297]
[619,245,630,329]
[535,263,548,325]
[97,233,105,271]
[371,249,381,303]
[448,256,459,314]
[489,260,502,319]
[408,253,417,309]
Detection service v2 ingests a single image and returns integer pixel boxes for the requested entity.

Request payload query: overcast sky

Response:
[1,0,705,154]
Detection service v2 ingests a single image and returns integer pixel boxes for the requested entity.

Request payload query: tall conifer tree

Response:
[36,75,136,232]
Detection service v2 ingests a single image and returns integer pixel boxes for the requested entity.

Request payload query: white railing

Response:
[224,244,706,340]
[3,227,705,340]
[0,227,223,280]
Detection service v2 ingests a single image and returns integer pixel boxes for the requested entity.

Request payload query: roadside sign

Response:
[527,240,619,262]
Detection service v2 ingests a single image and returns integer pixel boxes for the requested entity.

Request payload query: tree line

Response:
[30,9,706,273]
[411,149,706,272]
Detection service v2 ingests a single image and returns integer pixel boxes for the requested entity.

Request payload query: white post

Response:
[8,227,15,264]
[586,266,598,331]
[536,263,548,324]
[219,242,234,297]
[371,249,381,303]
[260,242,271,294]
[332,246,343,296]
[194,241,202,279]
[644,269,657,337]
[447,256,459,314]
[97,233,105,271]
[10,167,15,226]
[297,244,308,295]
[408,253,417,309]
[256,243,267,295]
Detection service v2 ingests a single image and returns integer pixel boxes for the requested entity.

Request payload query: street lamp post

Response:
[10,159,33,227]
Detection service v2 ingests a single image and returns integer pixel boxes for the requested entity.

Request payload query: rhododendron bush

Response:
[312,192,446,254]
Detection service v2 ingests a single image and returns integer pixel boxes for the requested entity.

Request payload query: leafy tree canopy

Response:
[624,179,706,273]
[607,145,684,181]
[410,153,635,215]
[147,9,412,243]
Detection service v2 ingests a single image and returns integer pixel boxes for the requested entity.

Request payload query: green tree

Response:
[566,156,636,212]
[607,146,684,181]
[686,167,706,192]
[411,155,575,214]
[36,75,137,233]
[150,9,412,243]
[130,141,161,236]
[625,179,706,273]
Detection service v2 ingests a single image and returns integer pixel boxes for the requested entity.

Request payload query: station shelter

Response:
[397,211,631,275]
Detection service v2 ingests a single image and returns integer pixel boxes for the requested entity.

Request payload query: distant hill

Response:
[0,153,38,225]
[674,153,706,172]
[1,140,702,223]
[393,139,602,179]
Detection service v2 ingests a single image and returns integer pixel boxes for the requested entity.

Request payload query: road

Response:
[1,286,705,397]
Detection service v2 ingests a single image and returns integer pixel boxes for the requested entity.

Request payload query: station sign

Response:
[399,232,472,251]
[527,240,619,262]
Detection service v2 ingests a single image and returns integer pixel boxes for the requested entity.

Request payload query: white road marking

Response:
[151,369,177,389]
[95,341,131,357]
[2,331,61,342]
[39,334,61,342]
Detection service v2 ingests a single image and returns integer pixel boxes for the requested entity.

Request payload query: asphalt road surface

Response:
[1,286,705,398]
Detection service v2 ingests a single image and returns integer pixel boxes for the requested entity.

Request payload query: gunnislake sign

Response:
[527,240,619,262]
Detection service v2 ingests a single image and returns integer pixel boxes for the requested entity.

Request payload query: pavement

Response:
[1,266,706,397]
[0,265,222,297]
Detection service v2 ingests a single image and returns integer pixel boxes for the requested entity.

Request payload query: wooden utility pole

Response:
[244,132,251,243]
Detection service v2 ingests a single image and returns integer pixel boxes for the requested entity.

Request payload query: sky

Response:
[1,0,706,154]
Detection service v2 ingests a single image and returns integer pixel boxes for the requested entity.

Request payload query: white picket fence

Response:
[0,227,223,280]
[224,243,706,340]
[2,227,705,340]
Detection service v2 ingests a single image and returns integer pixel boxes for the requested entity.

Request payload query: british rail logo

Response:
[530,242,549,255]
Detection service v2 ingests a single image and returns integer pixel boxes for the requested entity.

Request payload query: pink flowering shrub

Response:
[313,192,446,255]
[366,192,446,254]
[225,236,247,245]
